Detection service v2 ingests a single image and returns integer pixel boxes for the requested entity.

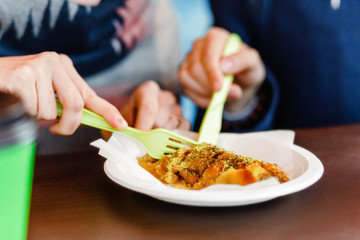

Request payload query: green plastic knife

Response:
[197,33,242,144]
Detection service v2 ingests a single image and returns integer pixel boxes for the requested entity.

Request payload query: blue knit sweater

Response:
[0,0,150,77]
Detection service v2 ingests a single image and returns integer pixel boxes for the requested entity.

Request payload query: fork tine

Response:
[163,146,182,155]
[163,149,177,155]
[175,136,198,145]
[152,145,180,158]
[167,138,194,149]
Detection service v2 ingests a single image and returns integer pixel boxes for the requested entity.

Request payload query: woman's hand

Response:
[178,27,266,112]
[121,81,190,130]
[0,52,127,135]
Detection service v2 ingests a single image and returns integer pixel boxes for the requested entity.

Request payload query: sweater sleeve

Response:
[193,65,279,133]
[221,65,279,132]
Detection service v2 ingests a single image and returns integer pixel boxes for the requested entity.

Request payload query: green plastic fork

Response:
[56,99,197,159]
[198,33,242,144]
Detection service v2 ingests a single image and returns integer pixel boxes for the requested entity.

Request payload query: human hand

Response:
[0,52,127,135]
[120,81,190,131]
[178,27,266,112]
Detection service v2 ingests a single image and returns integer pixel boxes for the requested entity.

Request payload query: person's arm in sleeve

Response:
[220,64,279,132]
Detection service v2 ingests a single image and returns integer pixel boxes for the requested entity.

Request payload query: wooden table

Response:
[28,124,360,240]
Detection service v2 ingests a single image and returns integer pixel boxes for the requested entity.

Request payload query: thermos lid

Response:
[0,93,38,147]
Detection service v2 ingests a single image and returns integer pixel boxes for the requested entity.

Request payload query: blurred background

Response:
[170,0,213,127]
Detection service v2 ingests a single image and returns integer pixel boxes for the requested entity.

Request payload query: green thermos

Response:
[0,93,38,240]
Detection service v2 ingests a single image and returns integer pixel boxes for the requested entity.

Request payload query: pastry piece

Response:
[138,143,289,190]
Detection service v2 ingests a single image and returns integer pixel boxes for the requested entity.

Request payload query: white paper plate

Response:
[92,130,324,207]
